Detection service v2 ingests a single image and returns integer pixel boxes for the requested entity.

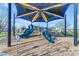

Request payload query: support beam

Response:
[64,14,67,36]
[74,3,78,46]
[8,3,11,47]
[13,14,15,36]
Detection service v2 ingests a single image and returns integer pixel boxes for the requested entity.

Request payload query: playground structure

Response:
[15,3,69,44]
[0,3,79,56]
[9,3,78,46]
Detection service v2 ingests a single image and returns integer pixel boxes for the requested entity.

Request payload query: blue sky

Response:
[0,3,79,29]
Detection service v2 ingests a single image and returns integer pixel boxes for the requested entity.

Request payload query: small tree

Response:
[54,20,71,32]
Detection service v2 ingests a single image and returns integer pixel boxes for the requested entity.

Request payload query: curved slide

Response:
[42,30,55,43]
[16,25,33,41]
[19,27,33,38]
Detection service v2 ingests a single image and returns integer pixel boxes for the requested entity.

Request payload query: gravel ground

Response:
[0,36,79,56]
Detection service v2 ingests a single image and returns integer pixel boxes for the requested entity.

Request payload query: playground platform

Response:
[0,36,79,56]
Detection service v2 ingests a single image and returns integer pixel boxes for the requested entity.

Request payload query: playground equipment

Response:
[16,25,33,41]
[14,3,71,55]
[42,28,55,43]
[19,25,33,38]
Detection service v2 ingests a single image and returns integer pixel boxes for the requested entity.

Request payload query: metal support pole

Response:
[8,3,11,47]
[13,14,15,36]
[64,14,67,36]
[74,3,78,46]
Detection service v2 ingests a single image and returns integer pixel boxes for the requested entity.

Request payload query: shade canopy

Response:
[15,3,70,22]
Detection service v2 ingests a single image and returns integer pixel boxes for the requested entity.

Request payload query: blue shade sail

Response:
[15,3,70,22]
